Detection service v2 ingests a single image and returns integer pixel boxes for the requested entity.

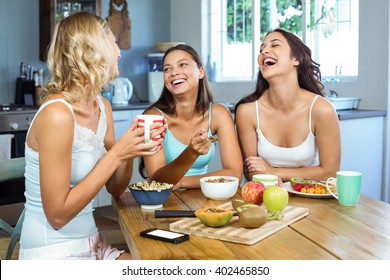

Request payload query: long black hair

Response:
[235,28,324,113]
[139,44,213,179]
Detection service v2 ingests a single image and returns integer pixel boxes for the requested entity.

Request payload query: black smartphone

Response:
[140,228,189,244]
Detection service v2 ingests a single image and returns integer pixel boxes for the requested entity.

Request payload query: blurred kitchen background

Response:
[0,0,389,203]
[0,0,389,108]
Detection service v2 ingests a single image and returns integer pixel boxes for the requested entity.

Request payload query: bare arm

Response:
[102,99,164,197]
[174,104,243,189]
[144,128,211,186]
[236,102,259,181]
[144,105,242,189]
[34,102,163,229]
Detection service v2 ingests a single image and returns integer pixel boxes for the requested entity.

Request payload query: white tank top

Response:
[20,96,107,249]
[256,95,320,167]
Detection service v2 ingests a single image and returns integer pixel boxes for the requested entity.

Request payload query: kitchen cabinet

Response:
[112,110,134,140]
[94,109,144,207]
[39,0,102,61]
[339,116,385,200]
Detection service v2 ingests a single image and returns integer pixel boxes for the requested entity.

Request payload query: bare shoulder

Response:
[39,100,74,123]
[32,101,75,141]
[212,103,232,116]
[210,104,234,130]
[235,101,256,118]
[312,95,338,118]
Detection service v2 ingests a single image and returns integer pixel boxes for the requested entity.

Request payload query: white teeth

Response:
[264,58,276,66]
[172,79,185,85]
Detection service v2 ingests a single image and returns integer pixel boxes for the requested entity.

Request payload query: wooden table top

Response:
[112,188,390,260]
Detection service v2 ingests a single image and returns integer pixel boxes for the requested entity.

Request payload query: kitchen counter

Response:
[113,102,387,121]
[337,109,387,120]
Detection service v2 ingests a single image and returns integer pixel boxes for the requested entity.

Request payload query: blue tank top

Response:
[155,103,216,176]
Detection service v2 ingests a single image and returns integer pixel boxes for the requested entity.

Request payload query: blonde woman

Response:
[19,12,164,260]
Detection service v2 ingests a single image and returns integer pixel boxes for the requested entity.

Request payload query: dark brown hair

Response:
[144,44,213,115]
[235,28,324,113]
[139,44,214,178]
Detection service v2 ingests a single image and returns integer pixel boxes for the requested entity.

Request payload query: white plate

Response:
[282,182,333,199]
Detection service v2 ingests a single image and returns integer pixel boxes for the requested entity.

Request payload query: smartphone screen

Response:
[140,228,189,244]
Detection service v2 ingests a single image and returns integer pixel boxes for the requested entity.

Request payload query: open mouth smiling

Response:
[172,78,186,85]
[263,57,277,66]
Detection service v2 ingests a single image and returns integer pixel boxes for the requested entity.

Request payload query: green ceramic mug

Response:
[326,171,362,206]
[252,174,278,188]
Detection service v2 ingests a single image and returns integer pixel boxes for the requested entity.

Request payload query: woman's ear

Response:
[199,66,205,79]
[293,57,300,67]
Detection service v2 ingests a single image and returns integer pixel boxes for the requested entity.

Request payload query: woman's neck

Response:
[265,77,302,110]
[72,94,98,115]
[172,94,200,120]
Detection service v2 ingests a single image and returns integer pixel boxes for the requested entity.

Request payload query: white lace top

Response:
[20,96,107,249]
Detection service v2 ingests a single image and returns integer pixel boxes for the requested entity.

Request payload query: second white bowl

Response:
[200,176,239,200]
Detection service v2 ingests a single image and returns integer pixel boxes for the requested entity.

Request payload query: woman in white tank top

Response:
[19,13,164,260]
[235,29,341,183]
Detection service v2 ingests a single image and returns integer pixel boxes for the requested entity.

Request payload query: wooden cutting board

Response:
[169,203,309,245]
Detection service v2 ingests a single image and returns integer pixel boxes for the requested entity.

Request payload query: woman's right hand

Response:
[188,129,210,156]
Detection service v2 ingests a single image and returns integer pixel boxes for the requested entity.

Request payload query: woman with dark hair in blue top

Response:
[139,44,242,189]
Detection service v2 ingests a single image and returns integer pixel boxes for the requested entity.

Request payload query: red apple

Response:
[241,181,265,205]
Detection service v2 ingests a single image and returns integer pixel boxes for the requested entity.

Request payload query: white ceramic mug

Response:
[137,115,164,144]
[252,174,278,188]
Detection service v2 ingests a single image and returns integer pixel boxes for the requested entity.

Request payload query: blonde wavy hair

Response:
[44,12,111,102]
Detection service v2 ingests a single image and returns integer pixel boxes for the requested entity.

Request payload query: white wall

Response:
[385,3,390,203]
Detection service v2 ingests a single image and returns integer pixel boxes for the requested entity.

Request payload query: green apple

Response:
[263,186,289,220]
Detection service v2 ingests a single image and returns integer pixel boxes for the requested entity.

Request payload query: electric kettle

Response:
[109,78,133,105]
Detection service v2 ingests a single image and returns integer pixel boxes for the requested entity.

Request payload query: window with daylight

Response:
[208,0,359,82]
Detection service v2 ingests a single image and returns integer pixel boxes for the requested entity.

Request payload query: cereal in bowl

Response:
[129,181,173,191]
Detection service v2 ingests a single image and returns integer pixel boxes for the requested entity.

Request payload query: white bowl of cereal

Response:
[128,181,173,209]
[200,176,239,200]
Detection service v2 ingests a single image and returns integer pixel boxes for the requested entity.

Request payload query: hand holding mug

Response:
[115,120,163,160]
[137,115,165,150]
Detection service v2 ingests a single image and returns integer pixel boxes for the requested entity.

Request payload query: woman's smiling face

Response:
[258,31,299,79]
[162,49,204,96]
